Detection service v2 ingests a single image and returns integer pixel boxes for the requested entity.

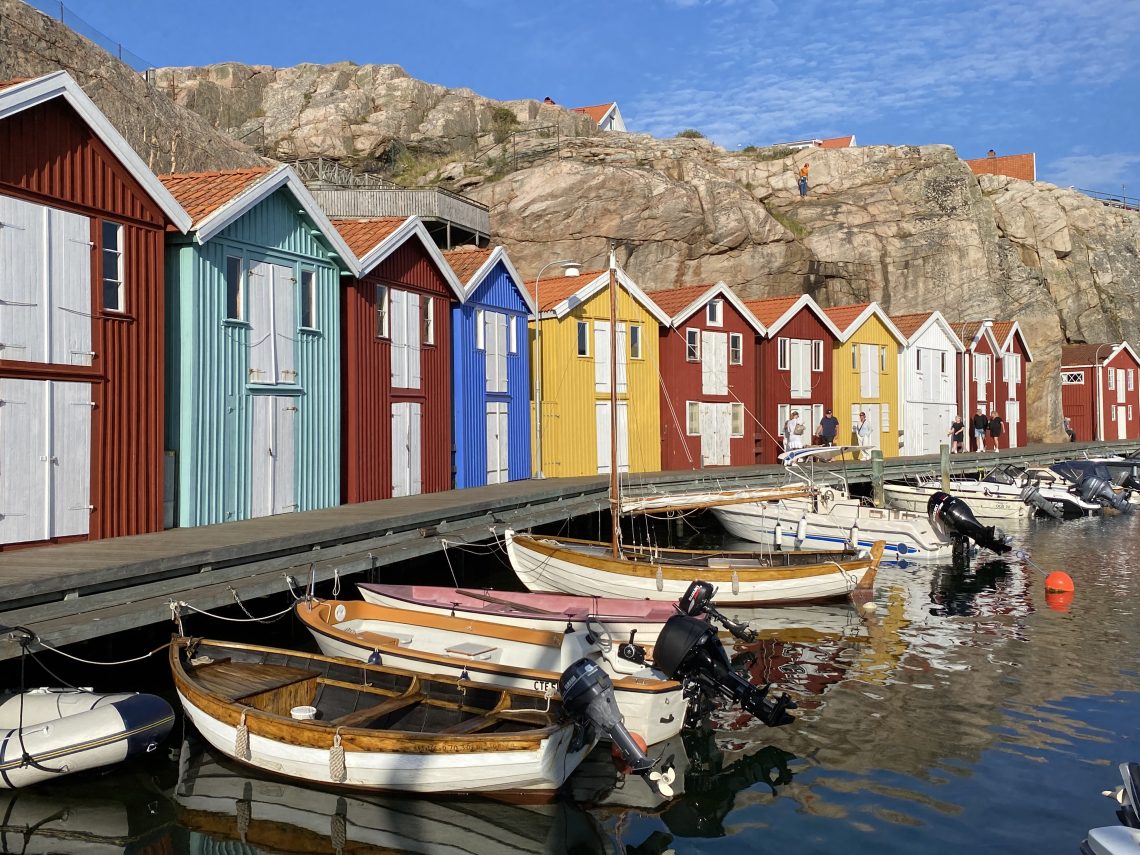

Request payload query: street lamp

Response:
[533,259,581,478]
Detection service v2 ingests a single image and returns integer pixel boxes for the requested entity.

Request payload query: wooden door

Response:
[0,195,46,364]
[0,378,47,543]
[251,395,297,518]
[860,344,879,398]
[1005,400,1020,448]
[486,402,509,484]
[596,400,630,474]
[49,206,93,367]
[271,263,296,384]
[50,381,92,537]
[391,401,423,497]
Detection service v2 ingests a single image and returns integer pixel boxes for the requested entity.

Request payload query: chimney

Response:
[987,149,996,158]
[983,318,994,327]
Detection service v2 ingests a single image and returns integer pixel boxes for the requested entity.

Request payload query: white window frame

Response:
[375,285,389,338]
[1129,369,1136,392]
[812,339,823,372]
[475,309,485,350]
[880,345,888,372]
[101,220,124,313]
[300,269,317,329]
[851,344,858,371]
[685,328,700,362]
[706,299,723,327]
[777,337,789,370]
[422,296,435,346]
[730,402,744,437]
[729,332,743,365]
[686,401,700,435]
[1130,405,1134,421]
[974,353,990,384]
[508,315,517,354]
[1108,369,1115,391]
[1111,406,1117,421]
[1061,371,1084,385]
[225,255,245,322]
[577,320,590,357]
[630,324,642,359]
[941,351,948,374]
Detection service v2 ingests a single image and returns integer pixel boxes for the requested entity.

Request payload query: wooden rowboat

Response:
[295,598,687,747]
[170,638,595,796]
[504,529,884,607]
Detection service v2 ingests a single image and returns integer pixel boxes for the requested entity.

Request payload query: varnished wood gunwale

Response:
[296,602,678,694]
[515,534,880,583]
[171,638,561,754]
[538,532,854,561]
[621,485,812,514]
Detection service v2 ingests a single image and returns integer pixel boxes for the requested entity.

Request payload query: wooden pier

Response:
[0,439,1137,661]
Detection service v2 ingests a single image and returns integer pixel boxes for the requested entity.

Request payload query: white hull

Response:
[505,530,876,606]
[712,496,953,561]
[883,483,1032,521]
[178,688,589,794]
[304,615,685,747]
[0,689,173,789]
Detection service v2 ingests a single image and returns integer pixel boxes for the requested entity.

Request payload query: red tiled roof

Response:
[820,135,854,149]
[526,269,606,312]
[742,295,800,328]
[990,321,1015,348]
[965,153,1036,181]
[648,283,717,317]
[949,321,983,345]
[890,312,935,340]
[823,302,871,333]
[1061,344,1117,366]
[442,245,494,284]
[159,167,275,224]
[571,103,615,123]
[330,217,406,257]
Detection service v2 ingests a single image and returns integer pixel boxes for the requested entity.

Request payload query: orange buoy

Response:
[1044,571,1075,594]
[612,731,648,771]
[1046,590,1074,613]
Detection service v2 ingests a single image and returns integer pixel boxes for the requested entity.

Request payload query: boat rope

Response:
[235,708,251,760]
[440,543,460,588]
[13,635,66,777]
[174,590,296,624]
[329,728,347,783]
[9,625,170,667]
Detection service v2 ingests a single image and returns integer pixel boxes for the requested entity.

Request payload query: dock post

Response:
[871,450,885,508]
[940,443,951,492]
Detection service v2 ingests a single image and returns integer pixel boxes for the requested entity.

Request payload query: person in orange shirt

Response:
[798,162,810,197]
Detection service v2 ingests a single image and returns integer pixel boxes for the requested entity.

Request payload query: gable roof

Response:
[571,102,617,124]
[743,294,842,338]
[965,152,1036,181]
[949,320,1001,355]
[823,302,906,344]
[163,164,357,271]
[526,266,671,325]
[889,310,965,350]
[0,71,191,232]
[990,320,1034,361]
[1061,342,1140,368]
[650,281,765,334]
[820,135,855,149]
[443,245,535,315]
[331,215,464,300]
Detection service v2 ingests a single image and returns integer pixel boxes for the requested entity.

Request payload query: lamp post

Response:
[533,259,580,478]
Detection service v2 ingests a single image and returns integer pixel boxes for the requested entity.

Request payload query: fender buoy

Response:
[1044,571,1075,594]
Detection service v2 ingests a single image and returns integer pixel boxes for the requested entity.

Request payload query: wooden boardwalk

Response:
[1,439,1136,661]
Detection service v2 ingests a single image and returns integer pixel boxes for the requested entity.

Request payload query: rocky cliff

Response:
[149,62,1140,442]
[0,0,263,173]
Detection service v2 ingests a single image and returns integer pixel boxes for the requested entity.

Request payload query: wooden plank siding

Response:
[957,327,999,451]
[831,312,903,456]
[1100,348,1140,441]
[996,331,1030,448]
[342,239,455,503]
[0,97,170,549]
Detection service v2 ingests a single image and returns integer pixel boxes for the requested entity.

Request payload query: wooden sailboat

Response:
[506,247,883,606]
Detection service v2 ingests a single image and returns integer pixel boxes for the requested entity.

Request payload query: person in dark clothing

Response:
[948,414,966,453]
[971,408,988,452]
[988,411,1004,451]
[817,409,839,446]
[1064,416,1077,442]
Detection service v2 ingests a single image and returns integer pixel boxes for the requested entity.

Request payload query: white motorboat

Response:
[0,688,174,789]
[1081,761,1139,855]
[295,598,687,747]
[883,481,1032,521]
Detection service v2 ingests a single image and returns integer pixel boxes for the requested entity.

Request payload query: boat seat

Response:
[438,713,500,735]
[195,661,321,703]
[355,629,411,647]
[330,691,425,728]
[444,641,499,660]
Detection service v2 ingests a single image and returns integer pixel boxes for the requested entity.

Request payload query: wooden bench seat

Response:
[193,661,321,703]
[330,692,425,728]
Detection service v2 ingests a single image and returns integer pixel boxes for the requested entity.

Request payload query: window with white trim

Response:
[101,220,124,312]
[812,339,823,372]
[576,320,589,356]
[374,285,389,338]
[508,315,517,354]
[686,328,700,361]
[1130,405,1134,421]
[729,333,743,365]
[1129,369,1135,391]
[880,346,888,372]
[422,297,435,345]
[1111,406,1117,421]
[777,337,789,370]
[1061,371,1084,385]
[300,270,317,329]
[686,401,700,435]
[1108,369,1116,391]
[706,299,723,327]
[730,402,744,437]
[975,353,990,384]
[475,309,485,349]
[630,324,642,359]
[851,344,858,370]
[225,256,244,321]
[941,351,948,374]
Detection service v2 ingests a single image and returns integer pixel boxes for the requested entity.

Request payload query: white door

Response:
[251,395,297,517]
[248,260,274,384]
[49,206,94,367]
[698,403,731,466]
[484,312,508,394]
[271,263,296,384]
[0,195,45,363]
[1005,400,1020,448]
[859,344,879,398]
[790,339,811,398]
[594,321,611,393]
[1117,406,1128,439]
[50,381,92,537]
[701,331,728,396]
[1117,370,1126,404]
[596,400,630,474]
[486,402,509,484]
[391,401,423,497]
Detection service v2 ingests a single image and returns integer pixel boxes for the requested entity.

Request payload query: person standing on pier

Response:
[785,410,806,451]
[971,407,988,452]
[817,409,839,446]
[1064,415,1077,442]
[988,410,1004,452]
[948,413,966,453]
[856,411,874,459]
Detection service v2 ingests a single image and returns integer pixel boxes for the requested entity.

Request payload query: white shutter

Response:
[50,381,92,537]
[494,313,508,393]
[715,334,729,395]
[860,344,879,397]
[407,292,421,390]
[251,395,274,517]
[699,402,714,465]
[714,403,731,464]
[273,397,297,514]
[49,207,93,367]
[617,400,630,473]
[0,378,48,544]
[616,323,628,393]
[0,195,47,363]
[596,401,611,474]
[408,402,422,495]
[594,321,611,392]
[701,331,715,394]
[851,404,861,445]
[484,312,498,393]
[247,261,274,384]
[272,264,296,384]
[790,339,811,398]
[880,402,890,434]
[391,402,409,496]
[390,290,407,387]
[702,332,728,395]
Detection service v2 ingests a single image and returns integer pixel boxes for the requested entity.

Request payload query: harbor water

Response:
[1,510,1137,853]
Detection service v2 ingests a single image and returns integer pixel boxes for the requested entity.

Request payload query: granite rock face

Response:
[0,0,264,173]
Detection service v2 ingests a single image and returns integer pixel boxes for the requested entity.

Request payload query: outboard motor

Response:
[676,581,757,643]
[927,491,1013,555]
[1078,474,1133,514]
[1121,473,1140,493]
[653,614,796,728]
[1019,484,1063,520]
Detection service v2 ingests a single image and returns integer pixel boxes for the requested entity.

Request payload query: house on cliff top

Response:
[966,150,1036,181]
[570,102,626,132]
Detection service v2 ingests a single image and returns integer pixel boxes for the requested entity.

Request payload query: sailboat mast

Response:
[608,244,620,558]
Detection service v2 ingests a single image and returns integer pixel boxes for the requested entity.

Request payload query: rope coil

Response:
[235,709,251,760]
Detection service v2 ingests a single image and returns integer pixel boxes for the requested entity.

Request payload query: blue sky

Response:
[55,0,1140,196]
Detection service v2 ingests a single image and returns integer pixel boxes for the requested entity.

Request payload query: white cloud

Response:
[1045,153,1140,191]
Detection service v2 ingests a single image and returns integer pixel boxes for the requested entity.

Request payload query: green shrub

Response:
[676,128,705,139]
[491,107,520,143]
